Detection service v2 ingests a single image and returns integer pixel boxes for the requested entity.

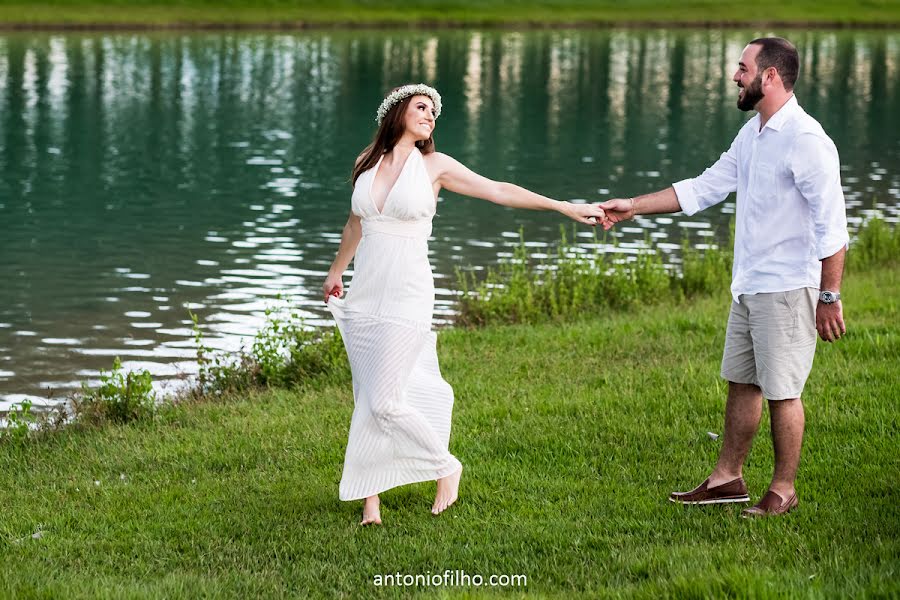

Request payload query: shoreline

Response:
[1,20,899,32]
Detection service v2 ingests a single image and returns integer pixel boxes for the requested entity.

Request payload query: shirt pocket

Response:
[750,160,778,200]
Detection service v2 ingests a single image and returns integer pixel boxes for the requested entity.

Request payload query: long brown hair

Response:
[351,87,436,187]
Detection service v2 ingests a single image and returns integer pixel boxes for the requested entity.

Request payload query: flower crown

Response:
[375,84,442,126]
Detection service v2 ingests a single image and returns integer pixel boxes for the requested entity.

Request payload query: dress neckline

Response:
[369,148,418,216]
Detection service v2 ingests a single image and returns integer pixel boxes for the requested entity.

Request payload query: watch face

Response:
[821,291,836,303]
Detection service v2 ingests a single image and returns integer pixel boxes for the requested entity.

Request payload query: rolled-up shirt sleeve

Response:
[672,134,740,216]
[790,132,849,259]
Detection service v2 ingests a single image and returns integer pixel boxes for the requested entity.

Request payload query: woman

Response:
[324,83,604,526]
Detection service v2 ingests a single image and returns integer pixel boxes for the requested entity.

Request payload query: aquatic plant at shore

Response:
[71,357,157,425]
[191,307,349,397]
[455,215,898,327]
[454,225,734,327]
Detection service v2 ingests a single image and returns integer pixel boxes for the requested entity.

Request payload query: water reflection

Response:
[0,30,898,407]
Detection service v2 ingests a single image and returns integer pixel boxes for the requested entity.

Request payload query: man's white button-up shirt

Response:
[672,95,849,303]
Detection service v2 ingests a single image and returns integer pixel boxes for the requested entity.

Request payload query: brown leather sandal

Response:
[669,477,750,505]
[741,490,799,517]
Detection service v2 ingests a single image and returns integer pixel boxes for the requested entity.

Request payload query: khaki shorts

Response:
[720,288,818,400]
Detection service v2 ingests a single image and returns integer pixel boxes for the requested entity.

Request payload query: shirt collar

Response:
[761,94,798,132]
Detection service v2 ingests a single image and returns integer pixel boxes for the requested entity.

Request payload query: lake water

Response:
[1,29,898,408]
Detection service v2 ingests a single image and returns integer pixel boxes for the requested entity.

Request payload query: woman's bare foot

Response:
[360,495,382,526]
[432,466,462,515]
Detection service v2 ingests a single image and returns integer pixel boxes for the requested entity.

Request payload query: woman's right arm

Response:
[323,211,362,303]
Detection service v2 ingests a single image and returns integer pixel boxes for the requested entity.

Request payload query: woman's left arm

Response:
[433,153,605,226]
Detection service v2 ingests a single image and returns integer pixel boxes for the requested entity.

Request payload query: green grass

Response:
[0,0,898,27]
[1,263,897,597]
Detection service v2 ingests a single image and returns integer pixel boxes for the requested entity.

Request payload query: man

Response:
[600,37,848,517]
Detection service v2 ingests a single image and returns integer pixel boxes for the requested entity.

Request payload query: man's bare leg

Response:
[767,397,804,499]
[708,382,764,487]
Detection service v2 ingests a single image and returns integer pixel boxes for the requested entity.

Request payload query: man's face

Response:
[733,44,765,112]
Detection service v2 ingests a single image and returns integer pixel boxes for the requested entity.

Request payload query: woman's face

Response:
[403,95,436,140]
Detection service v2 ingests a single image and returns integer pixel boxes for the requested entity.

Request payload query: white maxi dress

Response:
[328,148,462,501]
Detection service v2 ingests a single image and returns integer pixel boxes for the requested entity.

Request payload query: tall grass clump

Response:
[678,222,734,297]
[848,215,900,271]
[456,216,896,328]
[193,307,350,396]
[456,226,731,327]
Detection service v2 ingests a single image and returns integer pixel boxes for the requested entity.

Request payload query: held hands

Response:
[322,273,343,304]
[816,300,846,342]
[597,198,635,231]
[564,202,607,227]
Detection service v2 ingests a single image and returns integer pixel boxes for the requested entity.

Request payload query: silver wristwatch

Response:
[819,290,841,304]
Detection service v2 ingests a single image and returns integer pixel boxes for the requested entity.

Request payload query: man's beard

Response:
[737,73,765,111]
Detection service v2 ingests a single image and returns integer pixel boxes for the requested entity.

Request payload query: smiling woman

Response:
[321,83,604,526]
[351,84,442,196]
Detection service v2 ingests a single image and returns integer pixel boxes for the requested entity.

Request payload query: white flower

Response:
[375,84,442,125]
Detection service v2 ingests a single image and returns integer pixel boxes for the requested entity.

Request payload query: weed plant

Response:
[0,400,34,444]
[70,357,157,425]
[193,307,350,396]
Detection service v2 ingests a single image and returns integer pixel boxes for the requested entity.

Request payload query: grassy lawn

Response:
[0,0,898,27]
[0,264,896,597]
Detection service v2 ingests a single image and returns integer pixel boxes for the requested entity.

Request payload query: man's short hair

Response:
[749,37,800,91]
